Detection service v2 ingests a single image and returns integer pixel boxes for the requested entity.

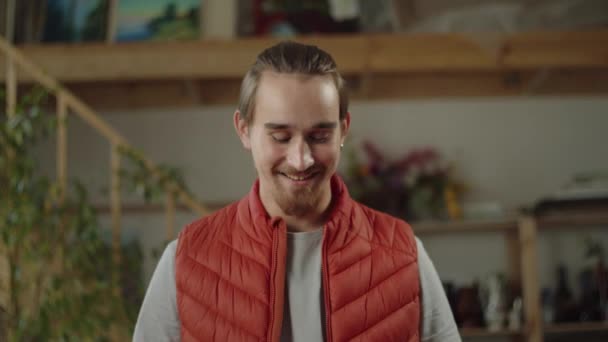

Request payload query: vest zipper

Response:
[268,222,286,342]
[321,225,332,342]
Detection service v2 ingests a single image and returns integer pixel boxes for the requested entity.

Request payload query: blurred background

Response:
[1,0,608,341]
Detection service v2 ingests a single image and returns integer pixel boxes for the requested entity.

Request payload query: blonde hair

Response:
[238,41,348,124]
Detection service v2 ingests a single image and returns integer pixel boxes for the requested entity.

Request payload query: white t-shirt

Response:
[133,230,460,342]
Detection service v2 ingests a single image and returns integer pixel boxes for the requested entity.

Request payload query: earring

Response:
[340,143,344,149]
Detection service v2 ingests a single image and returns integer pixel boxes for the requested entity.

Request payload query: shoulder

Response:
[350,201,418,256]
[177,200,241,254]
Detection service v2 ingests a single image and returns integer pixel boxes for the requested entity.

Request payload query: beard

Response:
[275,184,318,216]
[273,166,326,216]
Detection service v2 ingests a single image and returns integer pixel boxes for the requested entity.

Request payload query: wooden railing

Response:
[0,35,210,293]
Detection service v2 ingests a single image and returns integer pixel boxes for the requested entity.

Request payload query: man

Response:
[134,41,460,341]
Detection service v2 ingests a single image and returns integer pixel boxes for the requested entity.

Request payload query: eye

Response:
[309,131,331,143]
[270,132,291,143]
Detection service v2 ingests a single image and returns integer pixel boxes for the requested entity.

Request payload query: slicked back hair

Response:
[237,41,348,124]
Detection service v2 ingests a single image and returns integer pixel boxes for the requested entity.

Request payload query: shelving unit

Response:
[545,322,608,334]
[537,210,608,229]
[460,327,524,338]
[413,218,518,234]
[0,30,607,109]
[533,207,608,341]
[409,209,608,341]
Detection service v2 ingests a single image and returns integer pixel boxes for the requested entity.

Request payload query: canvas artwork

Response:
[115,0,201,41]
[43,0,108,42]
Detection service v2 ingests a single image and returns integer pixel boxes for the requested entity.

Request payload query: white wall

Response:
[35,96,608,315]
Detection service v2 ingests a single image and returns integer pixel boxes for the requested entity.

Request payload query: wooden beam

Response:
[165,192,176,242]
[518,216,543,342]
[357,69,608,99]
[459,327,523,338]
[1,31,606,83]
[371,31,608,72]
[110,144,122,297]
[56,93,67,201]
[65,79,241,110]
[58,68,608,110]
[0,35,366,81]
[412,218,517,235]
[537,208,608,229]
[90,202,226,215]
[545,322,608,334]
[5,56,16,117]
[0,36,60,92]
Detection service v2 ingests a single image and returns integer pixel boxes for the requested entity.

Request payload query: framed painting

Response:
[114,0,201,41]
[42,0,108,42]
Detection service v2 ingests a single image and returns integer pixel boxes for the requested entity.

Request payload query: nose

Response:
[286,139,314,172]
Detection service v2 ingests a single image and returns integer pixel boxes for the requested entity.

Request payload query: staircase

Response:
[0,36,210,339]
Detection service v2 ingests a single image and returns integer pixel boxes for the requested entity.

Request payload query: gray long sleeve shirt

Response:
[133,231,460,342]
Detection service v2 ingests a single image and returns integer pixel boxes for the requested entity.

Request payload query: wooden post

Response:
[110,144,122,297]
[505,228,523,342]
[56,93,68,201]
[165,192,176,242]
[5,59,16,118]
[1,4,16,334]
[5,0,16,118]
[54,92,68,281]
[519,216,543,342]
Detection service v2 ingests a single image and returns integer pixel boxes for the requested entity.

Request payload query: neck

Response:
[260,184,333,233]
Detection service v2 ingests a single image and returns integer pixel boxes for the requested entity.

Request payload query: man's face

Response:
[235,71,350,217]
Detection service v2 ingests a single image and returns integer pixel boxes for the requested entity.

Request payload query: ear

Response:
[234,110,252,150]
[339,111,351,146]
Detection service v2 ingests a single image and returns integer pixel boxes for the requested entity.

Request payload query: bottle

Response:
[553,264,578,322]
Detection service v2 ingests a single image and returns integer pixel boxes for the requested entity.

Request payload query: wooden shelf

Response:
[93,202,519,234]
[413,218,518,234]
[3,31,608,82]
[460,327,524,338]
[2,30,608,108]
[545,322,608,334]
[538,210,608,229]
[91,202,227,215]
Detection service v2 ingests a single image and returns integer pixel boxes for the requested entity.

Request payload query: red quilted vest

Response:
[176,175,420,341]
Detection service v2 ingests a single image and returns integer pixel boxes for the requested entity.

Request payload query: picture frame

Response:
[42,0,109,43]
[111,0,203,42]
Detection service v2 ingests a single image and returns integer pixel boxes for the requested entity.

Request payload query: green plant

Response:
[0,87,128,341]
[118,145,188,204]
[0,87,193,340]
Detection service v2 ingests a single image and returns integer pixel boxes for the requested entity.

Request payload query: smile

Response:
[280,172,317,182]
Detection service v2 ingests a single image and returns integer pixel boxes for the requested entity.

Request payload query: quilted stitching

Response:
[176,176,420,342]
[325,183,420,342]
[348,298,419,341]
[184,253,269,306]
[218,239,271,272]
[181,289,264,340]
[332,259,416,313]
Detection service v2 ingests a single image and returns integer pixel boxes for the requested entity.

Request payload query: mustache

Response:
[277,165,324,176]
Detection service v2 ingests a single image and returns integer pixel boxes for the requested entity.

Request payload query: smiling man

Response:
[134,42,460,342]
